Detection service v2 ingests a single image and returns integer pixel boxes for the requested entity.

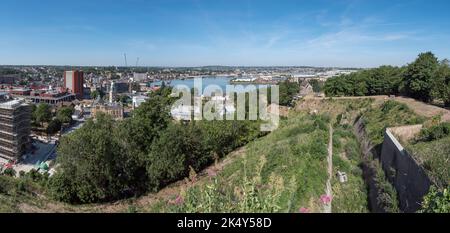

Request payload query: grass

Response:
[151,113,331,213]
[331,124,369,213]
[0,175,44,212]
[362,100,425,145]
[406,136,450,189]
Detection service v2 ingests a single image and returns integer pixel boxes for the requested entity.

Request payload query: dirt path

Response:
[323,124,333,213]
[394,96,450,122]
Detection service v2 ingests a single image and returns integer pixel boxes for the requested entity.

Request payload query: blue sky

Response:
[1,0,450,67]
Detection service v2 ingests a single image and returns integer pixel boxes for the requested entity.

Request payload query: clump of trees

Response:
[48,87,265,204]
[309,79,324,93]
[278,80,300,106]
[324,65,403,97]
[90,90,105,100]
[32,103,52,127]
[31,104,75,135]
[324,52,450,106]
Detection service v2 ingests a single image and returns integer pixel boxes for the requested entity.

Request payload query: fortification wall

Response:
[380,128,432,212]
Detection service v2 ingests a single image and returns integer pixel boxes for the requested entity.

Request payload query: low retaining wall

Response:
[380,128,432,212]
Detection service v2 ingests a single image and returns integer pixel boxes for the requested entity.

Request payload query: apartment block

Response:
[0,94,31,160]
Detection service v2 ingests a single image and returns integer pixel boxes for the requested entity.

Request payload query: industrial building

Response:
[0,93,31,160]
[64,70,84,99]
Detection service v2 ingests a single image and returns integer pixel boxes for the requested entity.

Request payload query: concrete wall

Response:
[380,128,432,212]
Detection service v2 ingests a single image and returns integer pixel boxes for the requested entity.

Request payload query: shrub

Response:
[3,168,16,177]
[415,122,450,142]
[420,186,450,213]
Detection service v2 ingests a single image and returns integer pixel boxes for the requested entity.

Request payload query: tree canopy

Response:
[33,103,52,126]
[49,86,264,204]
[56,107,74,124]
[403,52,439,102]
[324,52,450,106]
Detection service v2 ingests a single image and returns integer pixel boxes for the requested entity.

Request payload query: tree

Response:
[309,79,323,93]
[432,60,450,107]
[90,90,105,100]
[48,85,263,204]
[146,123,208,190]
[279,80,300,106]
[33,103,52,126]
[3,168,16,177]
[47,119,62,135]
[50,114,130,203]
[116,95,131,106]
[56,107,74,124]
[403,52,439,102]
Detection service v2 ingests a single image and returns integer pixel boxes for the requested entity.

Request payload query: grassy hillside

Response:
[331,124,369,213]
[0,175,54,212]
[4,98,434,213]
[149,113,331,213]
[147,111,372,213]
[361,100,425,145]
[407,134,450,189]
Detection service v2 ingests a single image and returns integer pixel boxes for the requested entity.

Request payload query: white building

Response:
[132,95,149,109]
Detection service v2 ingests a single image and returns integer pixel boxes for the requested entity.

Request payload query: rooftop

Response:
[0,99,26,110]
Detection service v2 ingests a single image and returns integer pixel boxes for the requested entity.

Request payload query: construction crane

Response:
[124,53,128,67]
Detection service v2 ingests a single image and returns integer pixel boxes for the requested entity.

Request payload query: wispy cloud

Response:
[305,29,417,48]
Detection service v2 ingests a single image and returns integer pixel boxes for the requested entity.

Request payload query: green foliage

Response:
[324,66,403,97]
[407,136,450,188]
[90,90,105,100]
[278,80,300,106]
[168,175,283,213]
[309,79,323,93]
[46,119,61,135]
[50,114,131,203]
[146,124,208,190]
[416,122,450,142]
[420,186,450,213]
[324,52,449,105]
[33,103,52,126]
[403,52,439,102]
[362,100,425,145]
[331,125,369,213]
[117,95,131,106]
[50,86,264,204]
[2,168,16,177]
[372,161,399,213]
[56,107,74,124]
[431,60,450,107]
[157,113,331,213]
